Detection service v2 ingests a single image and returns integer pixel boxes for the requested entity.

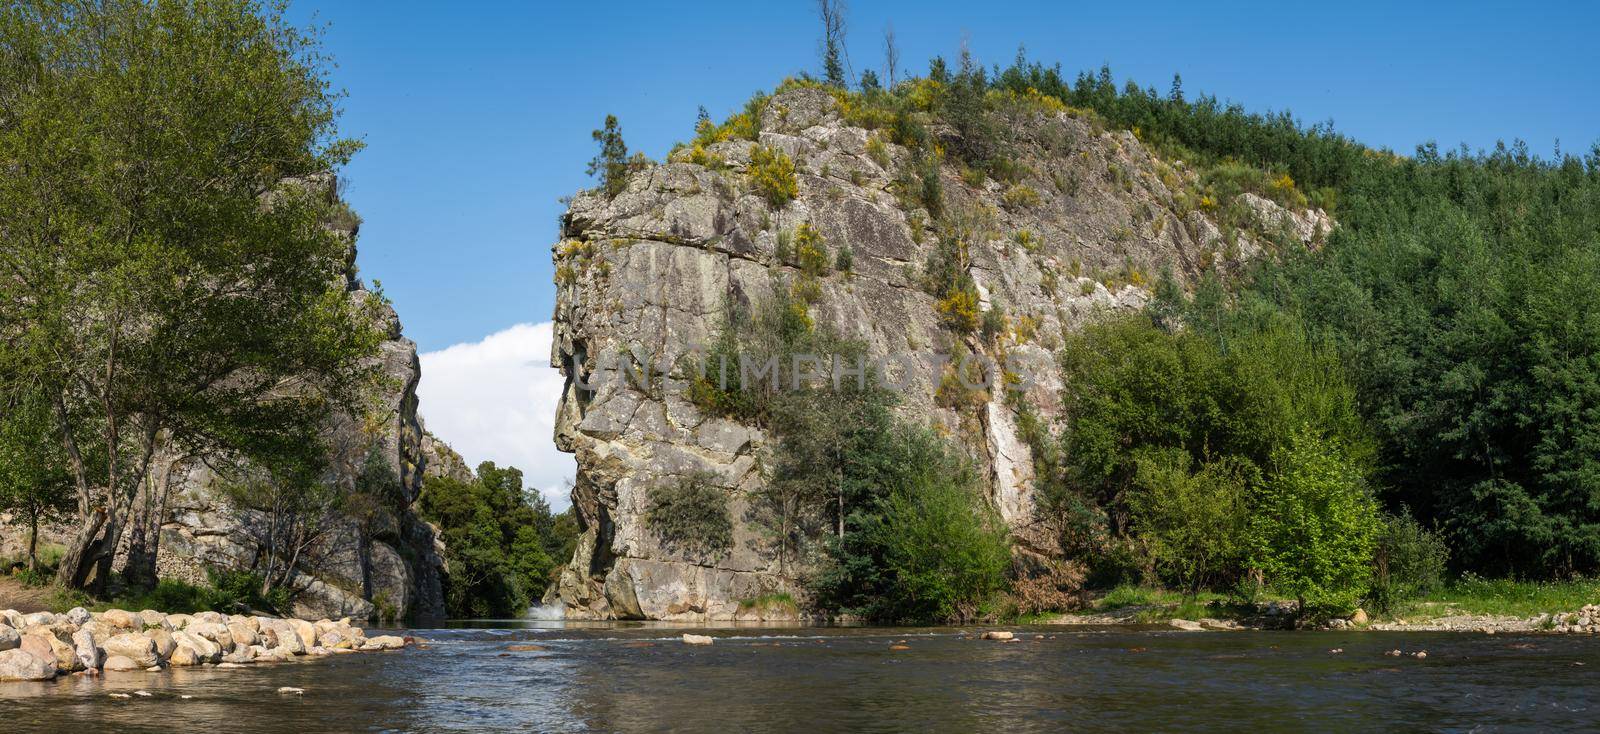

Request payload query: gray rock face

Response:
[549,87,1330,620]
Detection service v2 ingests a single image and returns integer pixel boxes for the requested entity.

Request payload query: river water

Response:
[3,621,1597,732]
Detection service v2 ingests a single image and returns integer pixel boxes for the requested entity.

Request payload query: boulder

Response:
[103,632,160,668]
[263,621,305,655]
[101,609,138,630]
[102,654,143,672]
[65,607,92,626]
[0,625,18,652]
[187,621,235,653]
[146,628,177,660]
[362,635,406,650]
[24,632,80,673]
[19,633,55,665]
[1169,619,1206,631]
[0,649,56,681]
[680,634,713,646]
[138,610,168,630]
[167,643,199,668]
[173,631,221,664]
[289,619,318,650]
[72,628,102,671]
[22,612,57,627]
[226,621,258,648]
[1350,608,1370,625]
[0,610,24,629]
[981,631,1015,641]
[220,646,256,664]
[165,613,195,631]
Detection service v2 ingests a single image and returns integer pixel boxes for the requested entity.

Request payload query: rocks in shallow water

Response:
[680,634,714,646]
[361,635,406,651]
[103,633,160,668]
[0,608,392,683]
[73,629,102,671]
[277,686,305,695]
[981,631,1014,641]
[1168,619,1205,631]
[0,649,56,681]
[505,644,547,652]
[102,655,143,672]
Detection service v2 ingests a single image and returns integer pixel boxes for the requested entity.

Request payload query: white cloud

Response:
[417,322,575,509]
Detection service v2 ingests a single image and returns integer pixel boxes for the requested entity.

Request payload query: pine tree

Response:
[588,114,630,197]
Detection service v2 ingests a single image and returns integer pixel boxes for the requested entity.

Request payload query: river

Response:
[3,621,1596,732]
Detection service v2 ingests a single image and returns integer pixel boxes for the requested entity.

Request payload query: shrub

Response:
[872,462,1012,623]
[748,145,798,208]
[935,287,981,333]
[1128,449,1254,597]
[1249,428,1381,616]
[793,223,829,276]
[865,135,891,168]
[834,245,853,273]
[1368,511,1450,612]
[645,473,733,554]
[1001,183,1041,209]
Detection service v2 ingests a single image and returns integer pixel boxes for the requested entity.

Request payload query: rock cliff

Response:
[549,87,1329,620]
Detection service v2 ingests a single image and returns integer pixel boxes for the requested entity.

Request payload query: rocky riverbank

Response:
[0,607,408,682]
[1047,602,1600,635]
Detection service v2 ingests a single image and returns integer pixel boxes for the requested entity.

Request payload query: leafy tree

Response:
[0,391,73,573]
[0,0,381,592]
[418,462,574,618]
[1249,428,1380,615]
[1368,511,1450,613]
[588,114,631,197]
[1128,449,1254,597]
[810,426,1010,623]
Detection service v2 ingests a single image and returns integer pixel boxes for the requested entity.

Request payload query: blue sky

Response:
[297,0,1597,353]
[287,0,1597,500]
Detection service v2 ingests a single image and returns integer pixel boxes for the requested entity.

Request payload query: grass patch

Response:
[1382,577,1600,621]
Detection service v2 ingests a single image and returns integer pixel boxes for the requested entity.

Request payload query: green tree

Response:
[1128,449,1254,597]
[1249,428,1380,615]
[0,0,380,592]
[0,391,73,573]
[588,114,630,197]
[816,0,847,88]
[418,462,573,618]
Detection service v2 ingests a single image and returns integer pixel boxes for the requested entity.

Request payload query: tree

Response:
[1128,449,1254,597]
[883,23,899,87]
[588,114,631,197]
[418,462,574,618]
[1249,428,1380,616]
[0,391,73,573]
[816,0,848,88]
[0,0,381,592]
[217,455,346,608]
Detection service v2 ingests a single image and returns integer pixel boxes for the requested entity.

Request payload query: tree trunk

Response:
[27,513,39,573]
[56,508,106,588]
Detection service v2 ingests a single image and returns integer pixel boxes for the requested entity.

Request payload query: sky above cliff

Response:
[293,0,1599,504]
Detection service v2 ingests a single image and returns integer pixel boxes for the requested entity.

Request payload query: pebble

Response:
[134,690,152,697]
[1385,650,1403,657]
[277,686,305,695]
[1328,648,1344,654]
[109,693,131,699]
[889,645,910,651]
[1412,651,1428,659]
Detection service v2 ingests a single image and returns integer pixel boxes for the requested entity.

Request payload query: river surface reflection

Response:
[4,620,1597,732]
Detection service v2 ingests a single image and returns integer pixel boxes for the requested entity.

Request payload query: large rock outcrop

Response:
[549,87,1329,619]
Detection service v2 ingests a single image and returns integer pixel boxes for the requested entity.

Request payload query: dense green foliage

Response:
[1369,512,1451,612]
[419,463,578,618]
[0,393,73,571]
[0,0,382,592]
[805,422,1011,623]
[645,473,733,555]
[1248,428,1381,613]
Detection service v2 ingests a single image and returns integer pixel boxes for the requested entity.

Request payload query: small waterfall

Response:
[525,601,567,620]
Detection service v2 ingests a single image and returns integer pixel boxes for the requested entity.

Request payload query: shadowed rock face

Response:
[548,87,1330,620]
